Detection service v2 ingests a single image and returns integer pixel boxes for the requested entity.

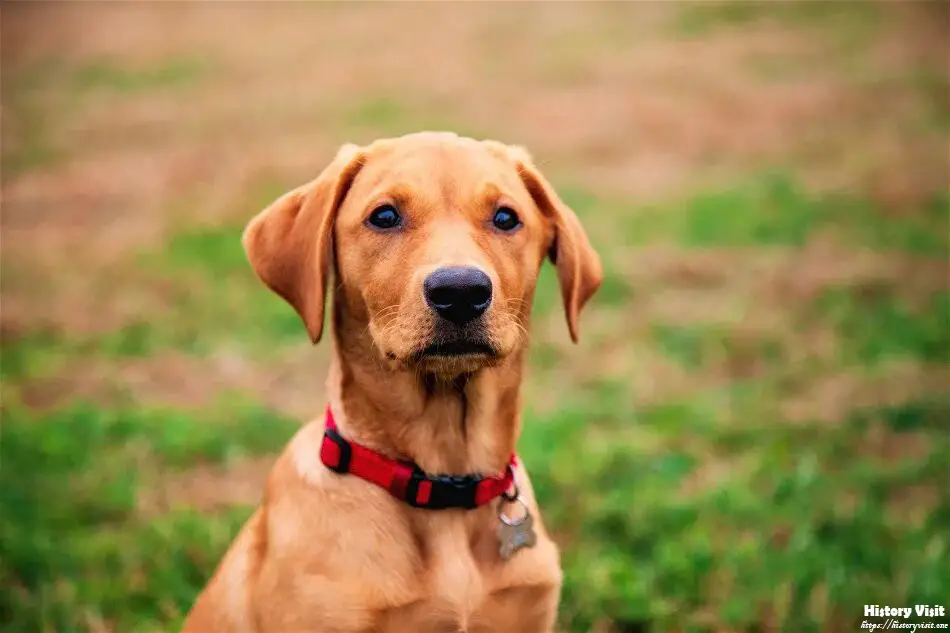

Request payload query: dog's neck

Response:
[325,302,524,476]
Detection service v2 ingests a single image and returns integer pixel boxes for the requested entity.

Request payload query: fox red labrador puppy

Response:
[183,132,602,633]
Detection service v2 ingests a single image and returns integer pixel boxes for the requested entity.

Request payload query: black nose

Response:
[423,267,493,324]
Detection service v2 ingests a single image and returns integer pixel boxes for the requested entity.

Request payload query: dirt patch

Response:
[617,236,947,365]
[17,345,328,421]
[780,361,950,424]
[117,346,327,420]
[526,306,723,412]
[525,235,948,419]
[3,2,945,342]
[139,456,273,516]
[5,2,944,218]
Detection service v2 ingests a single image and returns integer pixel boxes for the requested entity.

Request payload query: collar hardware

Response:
[321,425,352,474]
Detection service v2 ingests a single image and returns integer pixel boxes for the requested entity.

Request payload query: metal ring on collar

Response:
[501,483,520,503]
[497,497,529,527]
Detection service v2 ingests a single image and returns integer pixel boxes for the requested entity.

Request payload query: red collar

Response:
[319,406,517,510]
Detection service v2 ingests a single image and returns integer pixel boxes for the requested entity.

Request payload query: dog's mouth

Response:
[418,340,497,359]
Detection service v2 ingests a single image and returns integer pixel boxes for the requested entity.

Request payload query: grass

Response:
[0,400,297,633]
[3,166,947,631]
[1,65,64,174]
[818,287,949,365]
[623,173,949,254]
[1,56,205,175]
[3,164,947,632]
[137,223,315,351]
[70,58,207,94]
[521,390,950,632]
[2,2,949,631]
[341,96,487,140]
[675,0,882,42]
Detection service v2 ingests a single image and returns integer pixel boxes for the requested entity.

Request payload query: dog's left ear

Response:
[243,143,365,344]
[501,145,603,343]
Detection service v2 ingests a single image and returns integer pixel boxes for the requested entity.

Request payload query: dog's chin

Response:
[408,340,501,376]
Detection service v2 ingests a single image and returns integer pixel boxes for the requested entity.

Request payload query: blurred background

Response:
[2,2,948,632]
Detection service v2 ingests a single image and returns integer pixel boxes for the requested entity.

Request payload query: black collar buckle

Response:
[405,469,482,510]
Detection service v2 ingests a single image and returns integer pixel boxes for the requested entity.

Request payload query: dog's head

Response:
[243,132,602,378]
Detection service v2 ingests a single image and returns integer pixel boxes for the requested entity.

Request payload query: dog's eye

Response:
[367,204,401,230]
[492,207,521,232]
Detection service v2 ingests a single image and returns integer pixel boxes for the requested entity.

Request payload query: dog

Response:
[182,132,602,633]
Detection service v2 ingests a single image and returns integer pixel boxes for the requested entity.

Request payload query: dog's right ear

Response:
[243,143,365,344]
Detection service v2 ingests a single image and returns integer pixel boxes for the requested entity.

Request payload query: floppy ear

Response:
[511,149,603,343]
[242,143,365,344]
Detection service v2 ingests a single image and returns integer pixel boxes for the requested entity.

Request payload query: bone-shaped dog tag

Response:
[498,497,537,561]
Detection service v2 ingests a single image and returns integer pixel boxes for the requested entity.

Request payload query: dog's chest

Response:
[298,521,557,633]
[358,526,487,632]
[368,527,560,633]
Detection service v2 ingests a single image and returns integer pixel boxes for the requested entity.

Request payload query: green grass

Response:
[4,165,947,632]
[1,64,65,175]
[1,329,73,382]
[1,56,206,176]
[3,37,948,628]
[1,121,61,174]
[675,0,882,41]
[0,400,298,632]
[550,173,949,257]
[521,387,950,633]
[5,386,945,632]
[122,181,337,352]
[817,288,949,365]
[341,96,486,139]
[70,58,207,94]
[622,173,949,254]
[139,223,313,350]
[652,324,710,369]
[3,2,948,629]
